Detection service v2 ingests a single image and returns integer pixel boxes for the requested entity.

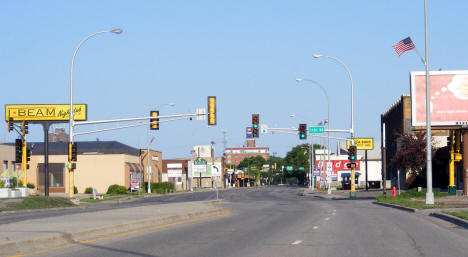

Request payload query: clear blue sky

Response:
[1,1,467,159]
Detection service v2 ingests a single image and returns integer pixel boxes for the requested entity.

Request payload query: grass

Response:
[80,191,146,203]
[442,210,468,220]
[376,188,449,209]
[0,196,76,211]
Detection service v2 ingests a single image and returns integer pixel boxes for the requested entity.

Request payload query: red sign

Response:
[131,179,139,190]
[316,160,360,174]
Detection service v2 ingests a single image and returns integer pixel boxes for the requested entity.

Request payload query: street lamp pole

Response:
[296,78,331,194]
[69,28,122,198]
[313,54,355,197]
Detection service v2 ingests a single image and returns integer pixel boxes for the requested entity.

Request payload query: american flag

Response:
[393,37,415,56]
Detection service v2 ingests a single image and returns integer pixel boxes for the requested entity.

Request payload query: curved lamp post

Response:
[313,54,356,197]
[295,78,332,194]
[69,29,122,198]
[312,54,354,139]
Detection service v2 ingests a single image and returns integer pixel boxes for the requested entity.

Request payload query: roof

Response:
[3,141,142,156]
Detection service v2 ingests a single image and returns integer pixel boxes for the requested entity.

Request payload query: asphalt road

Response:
[22,186,468,257]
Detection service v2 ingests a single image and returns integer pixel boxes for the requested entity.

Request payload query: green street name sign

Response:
[309,126,325,134]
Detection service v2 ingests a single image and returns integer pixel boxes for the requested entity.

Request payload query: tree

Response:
[283,144,323,185]
[391,132,436,177]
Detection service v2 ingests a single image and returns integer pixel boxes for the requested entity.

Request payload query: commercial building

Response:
[381,95,449,190]
[0,141,165,194]
[162,159,189,191]
[224,140,269,166]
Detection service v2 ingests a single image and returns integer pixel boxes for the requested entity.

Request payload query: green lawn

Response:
[80,192,146,203]
[442,210,468,220]
[0,196,76,211]
[376,188,449,209]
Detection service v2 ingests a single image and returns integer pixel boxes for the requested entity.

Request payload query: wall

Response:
[28,154,140,194]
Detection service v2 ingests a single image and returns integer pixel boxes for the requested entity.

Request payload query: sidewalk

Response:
[0,200,227,257]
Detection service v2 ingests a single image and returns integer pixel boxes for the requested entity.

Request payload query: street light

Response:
[295,78,332,194]
[313,54,355,197]
[147,103,176,192]
[312,54,354,138]
[69,28,123,198]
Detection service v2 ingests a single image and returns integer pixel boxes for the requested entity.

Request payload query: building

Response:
[224,140,269,166]
[382,95,449,190]
[22,141,148,194]
[48,128,69,142]
[140,149,163,185]
[0,144,16,186]
[162,159,189,191]
[189,145,224,189]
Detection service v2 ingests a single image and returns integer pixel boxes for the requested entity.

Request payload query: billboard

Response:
[411,70,468,126]
[5,104,87,121]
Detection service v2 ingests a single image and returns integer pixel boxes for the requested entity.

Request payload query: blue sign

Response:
[246,127,253,138]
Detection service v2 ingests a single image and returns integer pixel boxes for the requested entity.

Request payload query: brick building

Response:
[224,140,269,166]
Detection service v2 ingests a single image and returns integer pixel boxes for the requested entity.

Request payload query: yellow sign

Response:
[5,104,87,121]
[347,138,374,150]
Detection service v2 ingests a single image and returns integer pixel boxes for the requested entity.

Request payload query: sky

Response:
[1,1,468,159]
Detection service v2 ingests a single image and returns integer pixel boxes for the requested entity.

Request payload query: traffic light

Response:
[7,118,13,132]
[68,142,77,162]
[348,145,357,162]
[22,121,29,135]
[252,114,259,138]
[208,96,216,125]
[15,139,23,163]
[26,147,31,163]
[299,124,307,140]
[150,110,159,130]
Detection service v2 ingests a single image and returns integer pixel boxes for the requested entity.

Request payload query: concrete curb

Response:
[0,207,227,256]
[429,212,468,229]
[372,201,418,213]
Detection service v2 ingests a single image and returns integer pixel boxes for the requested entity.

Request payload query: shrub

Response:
[84,187,93,194]
[0,180,5,188]
[11,177,18,188]
[143,182,175,194]
[106,184,128,194]
[27,183,35,189]
[74,186,78,194]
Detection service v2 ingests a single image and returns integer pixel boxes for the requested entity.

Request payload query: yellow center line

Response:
[8,210,230,257]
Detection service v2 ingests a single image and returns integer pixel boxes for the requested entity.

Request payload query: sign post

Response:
[5,104,87,197]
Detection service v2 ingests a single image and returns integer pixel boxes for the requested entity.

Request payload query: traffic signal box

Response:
[252,114,259,138]
[348,145,357,162]
[15,139,23,164]
[68,142,77,162]
[22,121,29,136]
[150,111,159,130]
[299,124,307,140]
[8,118,13,132]
[208,96,216,125]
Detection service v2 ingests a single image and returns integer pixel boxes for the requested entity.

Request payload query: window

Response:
[38,163,64,188]
[3,161,7,171]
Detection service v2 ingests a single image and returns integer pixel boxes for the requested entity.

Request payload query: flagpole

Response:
[424,0,434,205]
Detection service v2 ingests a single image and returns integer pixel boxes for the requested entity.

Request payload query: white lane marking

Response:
[292,240,303,245]
[313,226,319,229]
[324,217,330,221]
[333,209,336,212]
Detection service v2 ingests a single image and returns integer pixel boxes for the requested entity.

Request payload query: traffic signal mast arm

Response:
[73,112,206,126]
[74,116,195,137]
